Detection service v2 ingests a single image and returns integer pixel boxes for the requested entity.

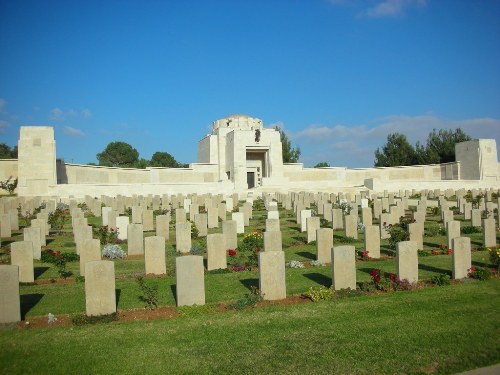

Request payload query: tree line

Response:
[374,128,471,167]
[93,141,187,168]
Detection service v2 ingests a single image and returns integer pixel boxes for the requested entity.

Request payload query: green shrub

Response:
[136,275,159,309]
[72,313,118,326]
[488,247,500,269]
[468,267,492,281]
[302,286,334,302]
[229,286,264,310]
[431,274,451,286]
[462,226,482,234]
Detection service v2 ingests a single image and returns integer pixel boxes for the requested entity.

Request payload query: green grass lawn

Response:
[1,279,499,375]
[0,198,499,374]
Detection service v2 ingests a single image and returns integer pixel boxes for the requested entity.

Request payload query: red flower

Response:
[228,249,237,256]
[374,276,381,283]
[469,267,475,271]
[447,249,452,254]
[369,269,379,277]
[432,250,438,255]
[388,273,397,282]
[439,243,445,249]
[362,251,368,258]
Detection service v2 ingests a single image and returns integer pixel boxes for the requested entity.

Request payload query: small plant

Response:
[467,267,492,281]
[310,259,324,267]
[0,177,18,195]
[102,244,127,259]
[48,208,68,234]
[190,221,199,239]
[336,235,355,244]
[461,226,482,234]
[335,288,365,299]
[93,225,118,245]
[136,275,159,309]
[418,250,430,257]
[431,274,451,286]
[228,286,264,310]
[287,260,305,269]
[488,247,500,269]
[384,217,413,249]
[302,286,334,302]
[41,249,77,279]
[358,250,370,261]
[190,244,204,255]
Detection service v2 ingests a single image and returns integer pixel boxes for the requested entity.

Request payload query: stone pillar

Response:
[316,228,333,264]
[331,245,356,290]
[482,218,496,247]
[10,241,34,283]
[258,251,286,300]
[265,218,280,232]
[127,224,144,256]
[300,210,312,232]
[452,237,471,279]
[396,241,418,283]
[145,236,166,275]
[175,222,192,253]
[24,227,41,260]
[0,265,21,323]
[364,225,380,259]
[446,220,461,250]
[344,213,358,239]
[264,231,282,252]
[306,216,320,243]
[222,220,238,250]
[85,260,116,316]
[155,215,170,240]
[175,255,205,306]
[231,212,245,234]
[116,216,129,240]
[207,233,226,271]
[79,239,101,276]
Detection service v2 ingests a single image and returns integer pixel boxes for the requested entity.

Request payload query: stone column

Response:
[24,227,41,260]
[482,218,496,248]
[258,251,286,300]
[396,241,418,283]
[331,245,356,290]
[127,224,144,256]
[155,215,170,240]
[116,216,129,240]
[306,216,320,243]
[264,231,282,252]
[452,237,471,279]
[222,220,238,250]
[207,233,226,271]
[79,239,102,276]
[10,241,34,283]
[0,265,21,323]
[316,228,333,264]
[85,260,116,316]
[145,236,166,275]
[176,255,205,306]
[175,222,192,253]
[364,225,380,259]
[446,220,461,250]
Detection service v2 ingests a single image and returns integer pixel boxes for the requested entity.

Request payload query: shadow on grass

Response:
[289,226,301,232]
[170,284,177,305]
[472,260,491,268]
[292,236,307,244]
[115,289,121,309]
[297,251,315,260]
[358,267,377,275]
[424,241,438,248]
[34,266,50,280]
[46,238,55,245]
[20,293,44,320]
[303,272,331,287]
[418,263,449,275]
[239,278,259,291]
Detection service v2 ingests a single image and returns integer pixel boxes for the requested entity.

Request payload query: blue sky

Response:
[1,0,499,167]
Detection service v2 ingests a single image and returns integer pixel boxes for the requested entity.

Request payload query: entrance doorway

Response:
[247,172,255,189]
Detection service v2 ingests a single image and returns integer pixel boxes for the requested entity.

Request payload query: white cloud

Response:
[359,0,427,19]
[63,126,85,137]
[81,109,92,119]
[0,120,9,133]
[0,98,6,113]
[67,108,77,117]
[50,108,65,121]
[293,114,500,168]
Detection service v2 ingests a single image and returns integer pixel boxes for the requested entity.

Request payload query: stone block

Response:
[268,210,279,220]
[85,260,116,316]
[305,216,320,243]
[446,220,461,250]
[396,241,418,283]
[131,206,143,224]
[0,265,21,323]
[316,228,333,264]
[331,245,356,290]
[265,218,280,232]
[258,251,286,300]
[332,209,344,230]
[155,215,170,240]
[207,233,226,271]
[222,220,238,250]
[116,216,129,240]
[80,239,101,276]
[483,218,496,248]
[300,210,312,232]
[344,213,358,239]
[231,212,245,234]
[264,231,282,252]
[175,255,205,306]
[207,208,219,229]
[10,241,34,283]
[127,224,144,256]
[142,209,154,231]
[1,214,12,237]
[364,225,380,259]
[175,222,192,253]
[194,213,208,237]
[175,208,186,223]
[452,237,471,279]
[145,236,166,275]
[24,227,41,260]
